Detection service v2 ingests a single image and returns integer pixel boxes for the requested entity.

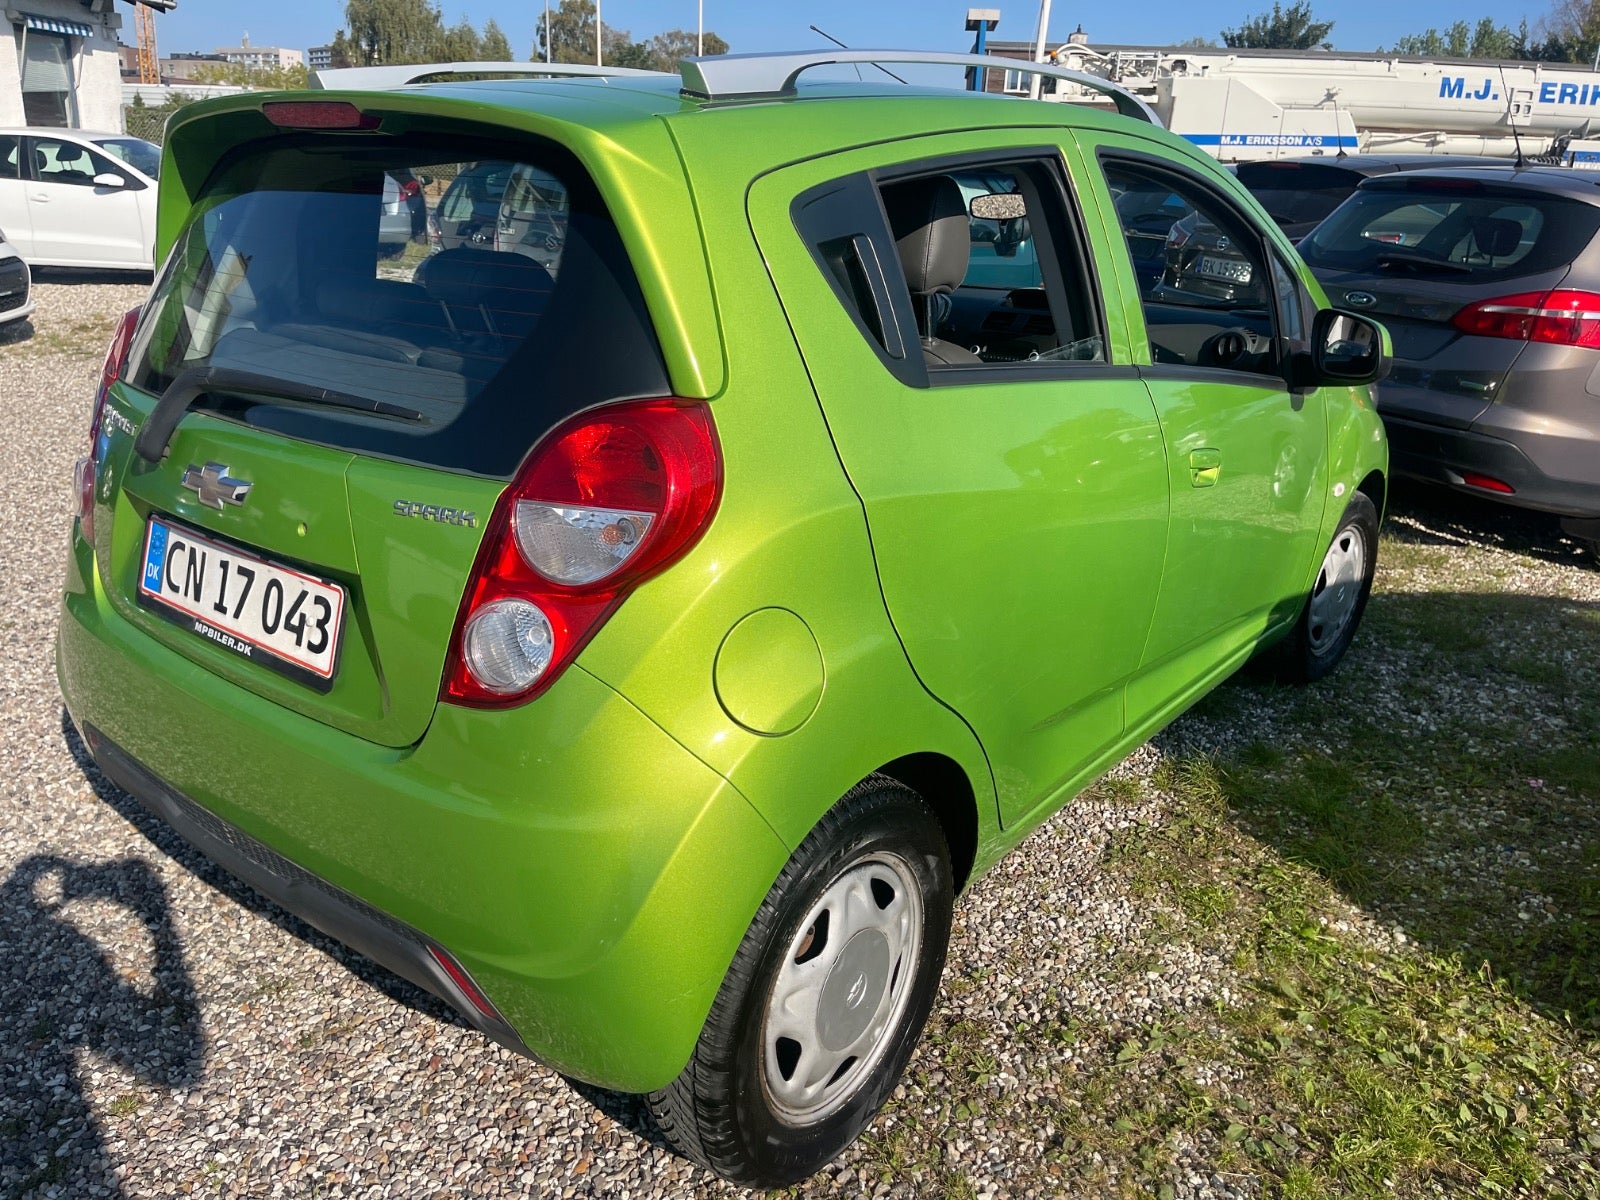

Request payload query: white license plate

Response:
[1197,255,1252,283]
[138,518,345,690]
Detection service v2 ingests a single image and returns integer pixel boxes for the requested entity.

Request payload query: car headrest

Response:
[54,143,85,164]
[881,175,970,297]
[1472,216,1521,258]
[417,246,555,311]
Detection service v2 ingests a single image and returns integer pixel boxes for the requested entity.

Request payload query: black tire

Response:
[1273,491,1379,684]
[648,778,954,1187]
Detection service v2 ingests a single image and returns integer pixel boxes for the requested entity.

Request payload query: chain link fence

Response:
[122,102,185,145]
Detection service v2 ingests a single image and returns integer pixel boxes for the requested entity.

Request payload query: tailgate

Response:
[92,102,676,746]
[100,393,500,747]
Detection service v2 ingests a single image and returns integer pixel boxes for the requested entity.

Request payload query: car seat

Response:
[879,175,982,366]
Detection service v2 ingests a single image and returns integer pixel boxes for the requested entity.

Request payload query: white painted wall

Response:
[1,0,126,131]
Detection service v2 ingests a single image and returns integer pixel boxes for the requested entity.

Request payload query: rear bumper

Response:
[79,723,534,1056]
[1383,414,1600,519]
[57,529,789,1092]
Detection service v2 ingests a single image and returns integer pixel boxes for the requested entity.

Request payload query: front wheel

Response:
[1272,491,1379,683]
[648,778,953,1186]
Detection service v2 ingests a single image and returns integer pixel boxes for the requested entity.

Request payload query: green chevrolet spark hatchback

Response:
[56,52,1389,1184]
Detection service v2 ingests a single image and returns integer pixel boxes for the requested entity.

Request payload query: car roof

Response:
[1238,153,1513,177]
[0,128,141,140]
[1356,164,1600,203]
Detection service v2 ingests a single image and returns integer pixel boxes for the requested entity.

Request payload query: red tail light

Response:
[442,399,722,707]
[1451,290,1600,349]
[75,306,141,541]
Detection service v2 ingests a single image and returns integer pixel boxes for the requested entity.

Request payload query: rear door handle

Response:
[1189,447,1222,488]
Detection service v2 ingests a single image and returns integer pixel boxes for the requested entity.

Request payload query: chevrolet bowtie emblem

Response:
[180,462,252,509]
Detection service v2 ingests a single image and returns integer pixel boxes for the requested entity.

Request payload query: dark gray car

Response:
[1236,154,1508,242]
[1299,167,1600,557]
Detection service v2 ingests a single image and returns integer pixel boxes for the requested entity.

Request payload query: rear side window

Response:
[1234,162,1361,228]
[1298,183,1600,282]
[127,131,669,478]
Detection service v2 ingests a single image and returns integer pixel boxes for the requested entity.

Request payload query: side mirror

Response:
[92,172,127,188]
[1293,308,1391,388]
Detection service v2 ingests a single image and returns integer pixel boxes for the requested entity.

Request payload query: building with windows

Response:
[213,35,301,72]
[2,0,129,129]
[306,44,334,72]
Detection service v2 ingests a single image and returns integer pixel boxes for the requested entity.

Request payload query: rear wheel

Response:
[648,778,953,1186]
[1274,492,1379,684]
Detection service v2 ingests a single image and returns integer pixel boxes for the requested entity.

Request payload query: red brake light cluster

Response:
[75,306,141,542]
[442,399,723,707]
[261,101,380,130]
[1452,290,1600,349]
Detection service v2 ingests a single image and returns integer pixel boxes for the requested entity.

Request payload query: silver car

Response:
[1300,166,1600,558]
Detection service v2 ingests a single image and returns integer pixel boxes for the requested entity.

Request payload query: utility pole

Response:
[596,0,602,65]
[1029,0,1053,100]
[544,0,550,63]
[698,1,703,56]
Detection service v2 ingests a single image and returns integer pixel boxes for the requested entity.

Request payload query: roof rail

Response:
[677,50,1161,125]
[310,61,670,91]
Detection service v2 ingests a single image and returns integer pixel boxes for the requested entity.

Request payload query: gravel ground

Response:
[1,277,1596,1200]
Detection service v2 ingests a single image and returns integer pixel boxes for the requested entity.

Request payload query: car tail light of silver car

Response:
[75,307,142,542]
[1451,289,1600,348]
[442,399,722,706]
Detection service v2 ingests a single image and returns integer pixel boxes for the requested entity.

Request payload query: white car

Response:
[0,129,160,270]
[0,226,33,328]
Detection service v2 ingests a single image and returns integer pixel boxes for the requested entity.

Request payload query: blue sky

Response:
[154,1,1554,59]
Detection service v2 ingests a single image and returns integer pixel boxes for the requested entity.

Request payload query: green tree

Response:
[1222,1,1335,49]
[534,0,629,64]
[648,28,729,67]
[192,61,311,89]
[337,0,445,67]
[435,16,481,61]
[481,17,512,61]
[1537,0,1600,63]
[1391,17,1528,58]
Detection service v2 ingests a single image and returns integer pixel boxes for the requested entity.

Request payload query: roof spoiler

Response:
[309,61,670,90]
[676,49,1161,125]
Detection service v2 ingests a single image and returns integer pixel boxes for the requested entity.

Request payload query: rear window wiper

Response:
[1372,251,1475,276]
[135,366,425,463]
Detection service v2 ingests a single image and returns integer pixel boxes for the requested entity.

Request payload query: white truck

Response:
[1041,42,1600,161]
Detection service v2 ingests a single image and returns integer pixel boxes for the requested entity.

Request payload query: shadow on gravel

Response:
[59,713,474,1038]
[1384,478,1598,570]
[0,855,203,1199]
[0,317,33,346]
[1187,590,1600,1036]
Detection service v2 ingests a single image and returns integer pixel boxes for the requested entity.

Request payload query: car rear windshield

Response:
[126,130,669,478]
[1297,181,1600,281]
[1233,163,1361,228]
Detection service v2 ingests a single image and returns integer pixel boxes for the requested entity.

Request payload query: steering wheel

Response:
[1201,330,1249,369]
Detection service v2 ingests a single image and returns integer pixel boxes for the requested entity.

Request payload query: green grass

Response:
[834,510,1600,1198]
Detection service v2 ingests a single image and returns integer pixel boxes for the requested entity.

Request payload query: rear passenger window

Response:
[794,154,1105,381]
[126,132,668,479]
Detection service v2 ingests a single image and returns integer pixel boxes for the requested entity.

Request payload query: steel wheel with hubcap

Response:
[649,778,953,1186]
[1275,491,1379,683]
